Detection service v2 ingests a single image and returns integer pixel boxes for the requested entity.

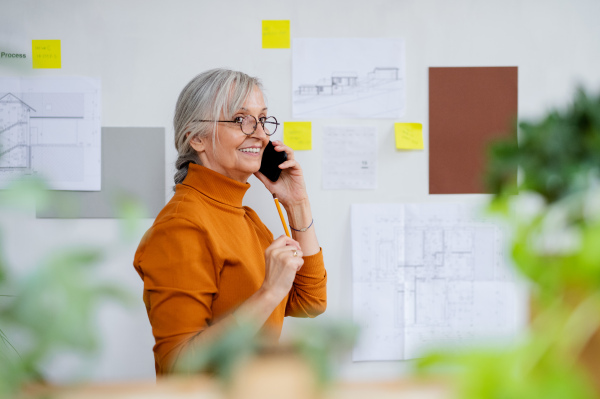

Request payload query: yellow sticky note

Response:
[284,122,311,150]
[395,123,424,150]
[262,20,290,49]
[32,40,61,69]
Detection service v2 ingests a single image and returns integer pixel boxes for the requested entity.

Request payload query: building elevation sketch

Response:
[292,38,405,119]
[0,77,101,191]
[0,93,34,170]
[351,203,526,361]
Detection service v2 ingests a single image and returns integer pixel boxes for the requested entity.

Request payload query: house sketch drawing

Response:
[293,67,404,119]
[297,67,399,96]
[351,203,524,361]
[0,93,35,169]
[0,77,101,190]
[292,38,406,119]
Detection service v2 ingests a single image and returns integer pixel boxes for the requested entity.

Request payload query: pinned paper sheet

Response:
[32,40,61,69]
[323,125,377,190]
[395,123,423,150]
[284,122,311,150]
[0,76,101,190]
[292,38,405,119]
[351,202,526,361]
[262,20,290,49]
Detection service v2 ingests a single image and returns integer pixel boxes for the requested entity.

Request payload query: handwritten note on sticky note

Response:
[262,20,290,49]
[395,123,423,150]
[32,40,61,69]
[284,122,311,150]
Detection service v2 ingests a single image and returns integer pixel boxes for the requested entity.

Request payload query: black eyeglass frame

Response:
[196,115,280,136]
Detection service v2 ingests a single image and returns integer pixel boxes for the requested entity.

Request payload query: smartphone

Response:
[260,141,287,182]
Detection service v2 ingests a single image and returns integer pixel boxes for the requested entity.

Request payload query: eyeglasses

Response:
[197,115,279,136]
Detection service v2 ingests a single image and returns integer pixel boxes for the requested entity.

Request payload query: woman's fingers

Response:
[275,234,301,249]
[269,243,304,269]
[277,159,299,170]
[266,236,303,266]
[265,235,301,255]
[262,235,304,299]
[271,141,295,160]
[276,249,304,274]
[272,245,303,260]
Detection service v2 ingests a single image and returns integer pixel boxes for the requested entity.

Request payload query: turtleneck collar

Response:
[181,163,250,208]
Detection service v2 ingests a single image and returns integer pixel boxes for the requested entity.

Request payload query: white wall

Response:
[1,0,600,383]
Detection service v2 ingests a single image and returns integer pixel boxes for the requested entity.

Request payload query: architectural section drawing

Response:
[292,38,405,119]
[0,77,101,191]
[351,203,526,361]
[0,93,34,169]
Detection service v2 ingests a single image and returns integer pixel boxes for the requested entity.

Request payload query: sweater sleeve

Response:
[285,248,327,318]
[134,217,218,374]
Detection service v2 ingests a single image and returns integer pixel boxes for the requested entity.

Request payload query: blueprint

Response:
[322,125,377,190]
[292,38,405,119]
[351,203,525,361]
[0,77,101,191]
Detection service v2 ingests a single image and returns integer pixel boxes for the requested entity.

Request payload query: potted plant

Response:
[0,179,132,398]
[416,88,600,398]
[172,319,359,399]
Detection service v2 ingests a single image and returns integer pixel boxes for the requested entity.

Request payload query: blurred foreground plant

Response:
[173,318,359,392]
[417,88,600,398]
[0,177,134,397]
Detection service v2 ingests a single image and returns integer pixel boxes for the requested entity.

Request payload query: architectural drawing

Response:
[292,38,405,119]
[351,203,525,361]
[0,77,101,191]
[297,68,400,97]
[0,93,35,169]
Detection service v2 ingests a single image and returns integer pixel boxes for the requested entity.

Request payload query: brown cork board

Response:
[428,66,518,194]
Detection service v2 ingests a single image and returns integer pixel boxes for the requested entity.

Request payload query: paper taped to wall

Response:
[0,76,101,191]
[351,202,526,361]
[394,122,423,150]
[323,125,377,190]
[284,121,312,150]
[32,40,61,69]
[262,20,291,49]
[292,38,405,119]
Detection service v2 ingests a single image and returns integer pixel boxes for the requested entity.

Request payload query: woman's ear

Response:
[188,133,205,153]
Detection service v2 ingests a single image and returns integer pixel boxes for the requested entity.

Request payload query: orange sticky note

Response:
[284,122,311,150]
[395,123,423,150]
[32,40,61,69]
[262,20,290,49]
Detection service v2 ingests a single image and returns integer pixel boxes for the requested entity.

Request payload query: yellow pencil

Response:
[273,194,291,237]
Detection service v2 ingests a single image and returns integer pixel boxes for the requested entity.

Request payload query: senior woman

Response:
[133,68,327,375]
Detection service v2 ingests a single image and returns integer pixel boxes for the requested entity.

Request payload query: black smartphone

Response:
[259,141,287,182]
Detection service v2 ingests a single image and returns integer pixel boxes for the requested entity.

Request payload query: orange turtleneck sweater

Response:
[133,164,327,375]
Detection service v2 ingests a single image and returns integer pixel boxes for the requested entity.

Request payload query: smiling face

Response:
[190,86,269,183]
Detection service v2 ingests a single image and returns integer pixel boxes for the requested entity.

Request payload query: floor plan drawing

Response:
[292,38,405,119]
[0,77,101,191]
[351,203,526,361]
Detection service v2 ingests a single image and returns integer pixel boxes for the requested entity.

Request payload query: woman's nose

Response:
[253,120,268,138]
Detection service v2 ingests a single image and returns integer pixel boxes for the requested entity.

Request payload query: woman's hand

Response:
[260,235,304,302]
[254,141,308,208]
[256,141,320,258]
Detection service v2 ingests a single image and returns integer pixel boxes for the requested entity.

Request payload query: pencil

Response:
[273,194,291,237]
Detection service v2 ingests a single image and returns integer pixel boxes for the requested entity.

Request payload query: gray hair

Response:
[173,68,263,188]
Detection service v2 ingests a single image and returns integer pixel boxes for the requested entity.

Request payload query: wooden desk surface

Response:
[25,377,451,399]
